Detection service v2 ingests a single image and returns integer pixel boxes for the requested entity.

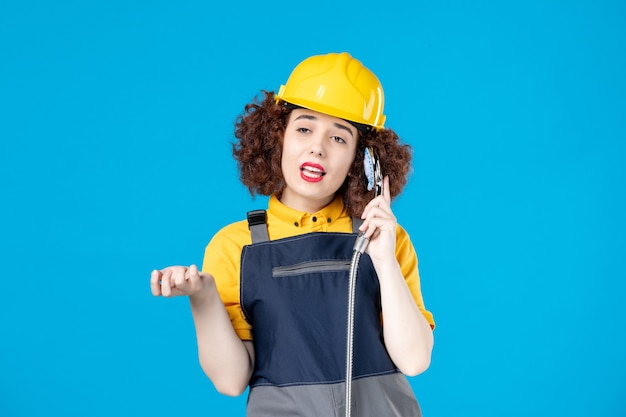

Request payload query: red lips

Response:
[300,162,326,183]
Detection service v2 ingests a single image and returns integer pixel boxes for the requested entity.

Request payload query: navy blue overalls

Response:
[241,210,422,417]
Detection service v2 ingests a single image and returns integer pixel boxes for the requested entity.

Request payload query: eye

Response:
[296,127,311,134]
[332,136,347,144]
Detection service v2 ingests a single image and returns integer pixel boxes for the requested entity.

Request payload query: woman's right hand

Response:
[150,264,210,298]
[150,263,254,395]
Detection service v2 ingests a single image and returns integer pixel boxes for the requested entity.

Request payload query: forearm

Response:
[189,277,254,396]
[375,260,434,376]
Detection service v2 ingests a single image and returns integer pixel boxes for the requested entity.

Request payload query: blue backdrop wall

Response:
[1,1,624,416]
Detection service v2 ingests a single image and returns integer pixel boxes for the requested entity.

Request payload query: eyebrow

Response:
[294,114,355,138]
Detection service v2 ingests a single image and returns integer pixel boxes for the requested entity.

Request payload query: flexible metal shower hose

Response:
[345,233,368,417]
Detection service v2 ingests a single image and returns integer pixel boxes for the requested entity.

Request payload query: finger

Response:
[359,211,377,238]
[362,222,377,240]
[160,269,173,297]
[361,196,381,220]
[365,217,394,240]
[185,264,203,292]
[359,204,380,234]
[187,264,202,287]
[361,204,392,229]
[383,176,391,204]
[187,264,199,280]
[172,266,188,288]
[361,192,390,221]
[365,218,388,240]
[364,208,397,234]
[150,270,162,296]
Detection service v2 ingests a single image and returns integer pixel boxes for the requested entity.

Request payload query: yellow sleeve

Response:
[396,224,436,329]
[201,220,253,341]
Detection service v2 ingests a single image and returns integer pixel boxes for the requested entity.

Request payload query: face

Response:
[280,108,358,213]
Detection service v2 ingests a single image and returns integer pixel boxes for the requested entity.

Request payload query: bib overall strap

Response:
[247,210,269,244]
[352,217,363,234]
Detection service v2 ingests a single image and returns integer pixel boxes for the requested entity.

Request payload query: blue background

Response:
[1,1,625,416]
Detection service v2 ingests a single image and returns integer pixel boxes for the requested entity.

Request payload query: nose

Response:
[309,133,326,157]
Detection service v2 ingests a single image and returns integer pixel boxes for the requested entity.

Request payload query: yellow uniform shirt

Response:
[202,194,435,340]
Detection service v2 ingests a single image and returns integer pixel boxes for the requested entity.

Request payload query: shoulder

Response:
[203,218,252,274]
[207,219,252,252]
[206,220,252,257]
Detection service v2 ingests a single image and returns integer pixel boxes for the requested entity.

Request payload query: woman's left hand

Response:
[359,176,397,263]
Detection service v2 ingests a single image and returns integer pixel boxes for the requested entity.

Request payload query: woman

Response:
[151,52,435,416]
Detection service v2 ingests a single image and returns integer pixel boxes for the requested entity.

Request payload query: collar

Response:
[269,194,347,228]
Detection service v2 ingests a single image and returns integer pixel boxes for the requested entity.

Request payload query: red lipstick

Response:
[300,162,326,183]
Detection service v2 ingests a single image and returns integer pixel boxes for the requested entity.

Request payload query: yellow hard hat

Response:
[275,52,386,131]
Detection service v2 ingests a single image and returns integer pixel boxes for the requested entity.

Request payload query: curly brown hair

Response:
[232,91,413,217]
